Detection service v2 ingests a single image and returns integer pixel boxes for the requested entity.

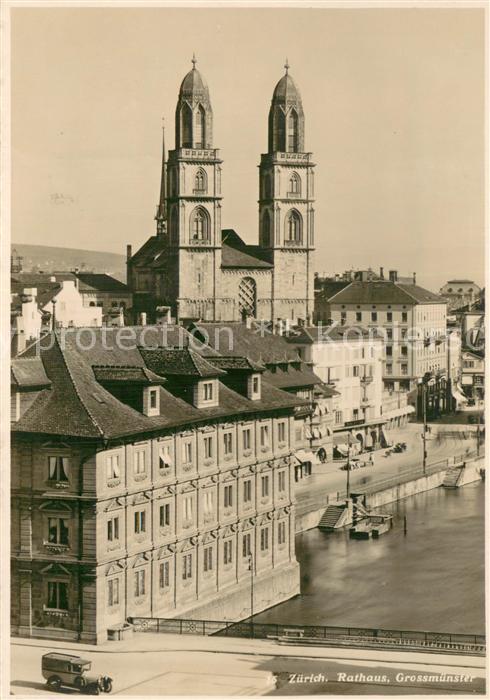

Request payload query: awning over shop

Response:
[384,405,415,420]
[293,449,315,465]
[333,433,361,446]
[452,386,468,404]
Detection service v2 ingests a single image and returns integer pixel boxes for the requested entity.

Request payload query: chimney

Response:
[413,272,416,285]
[139,312,147,326]
[389,270,398,282]
[127,244,132,261]
[379,266,384,279]
[49,275,56,283]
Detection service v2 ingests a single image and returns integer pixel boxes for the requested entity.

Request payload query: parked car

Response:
[41,653,113,694]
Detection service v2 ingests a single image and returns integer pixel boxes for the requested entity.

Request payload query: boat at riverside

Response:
[350,514,393,539]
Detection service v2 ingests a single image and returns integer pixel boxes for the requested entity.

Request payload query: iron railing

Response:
[129,616,485,655]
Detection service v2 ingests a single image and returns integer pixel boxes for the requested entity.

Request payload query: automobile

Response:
[41,653,113,694]
[340,458,365,470]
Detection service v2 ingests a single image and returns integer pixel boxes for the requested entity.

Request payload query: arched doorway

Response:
[355,432,364,451]
[238,277,257,318]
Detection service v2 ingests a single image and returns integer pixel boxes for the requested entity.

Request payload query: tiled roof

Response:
[75,273,129,293]
[325,280,443,306]
[139,347,226,378]
[396,284,445,304]
[207,356,266,372]
[314,280,351,299]
[265,365,320,389]
[221,230,272,269]
[11,358,51,388]
[13,326,307,439]
[92,365,166,384]
[284,324,381,344]
[129,236,167,267]
[192,321,301,364]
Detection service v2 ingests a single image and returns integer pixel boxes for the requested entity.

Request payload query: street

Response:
[295,423,479,517]
[10,635,485,696]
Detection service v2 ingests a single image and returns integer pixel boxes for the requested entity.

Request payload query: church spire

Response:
[155,118,167,236]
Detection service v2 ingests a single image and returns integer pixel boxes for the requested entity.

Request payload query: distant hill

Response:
[11,244,127,282]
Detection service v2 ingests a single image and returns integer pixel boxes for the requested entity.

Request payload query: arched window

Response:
[190,207,210,242]
[262,210,272,246]
[182,103,193,148]
[194,105,206,149]
[238,277,257,318]
[287,110,298,152]
[194,168,207,194]
[289,172,301,195]
[286,209,302,243]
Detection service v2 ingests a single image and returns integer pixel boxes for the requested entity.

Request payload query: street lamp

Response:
[248,553,254,638]
[421,371,434,474]
[345,440,351,499]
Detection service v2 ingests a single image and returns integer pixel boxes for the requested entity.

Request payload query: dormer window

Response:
[195,379,219,408]
[248,374,261,400]
[143,386,160,416]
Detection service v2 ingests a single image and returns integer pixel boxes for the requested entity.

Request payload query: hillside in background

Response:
[11,244,127,281]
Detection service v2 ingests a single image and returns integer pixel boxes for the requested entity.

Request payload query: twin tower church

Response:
[127,58,316,324]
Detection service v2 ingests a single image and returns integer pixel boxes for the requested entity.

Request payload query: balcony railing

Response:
[284,239,304,247]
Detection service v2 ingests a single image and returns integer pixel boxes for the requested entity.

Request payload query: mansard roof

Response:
[13,326,306,440]
[139,347,226,378]
[11,357,51,388]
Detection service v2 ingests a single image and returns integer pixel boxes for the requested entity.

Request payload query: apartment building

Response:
[314,272,447,393]
[11,326,303,644]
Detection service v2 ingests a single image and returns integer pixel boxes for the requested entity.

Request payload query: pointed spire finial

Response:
[284,58,289,75]
[192,53,197,69]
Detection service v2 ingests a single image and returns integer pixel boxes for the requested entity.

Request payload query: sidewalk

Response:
[11,633,486,672]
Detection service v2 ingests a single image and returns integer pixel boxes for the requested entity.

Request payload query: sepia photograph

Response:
[1,1,486,697]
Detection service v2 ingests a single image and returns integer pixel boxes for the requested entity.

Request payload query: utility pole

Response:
[422,381,427,475]
[477,410,481,457]
[346,440,351,498]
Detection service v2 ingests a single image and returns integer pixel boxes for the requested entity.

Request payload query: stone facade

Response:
[128,61,314,325]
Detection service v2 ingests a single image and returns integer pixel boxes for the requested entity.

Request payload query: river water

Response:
[255,482,485,634]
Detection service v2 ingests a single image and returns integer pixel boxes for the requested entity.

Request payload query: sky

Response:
[11,6,485,292]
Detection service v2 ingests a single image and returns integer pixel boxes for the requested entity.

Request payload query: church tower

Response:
[258,62,315,323]
[164,56,223,321]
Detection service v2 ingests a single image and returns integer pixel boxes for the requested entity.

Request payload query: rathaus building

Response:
[127,59,315,324]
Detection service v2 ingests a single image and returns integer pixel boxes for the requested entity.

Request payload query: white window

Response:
[203,490,214,516]
[48,456,69,482]
[159,444,173,470]
[204,436,213,459]
[261,475,270,498]
[203,382,214,401]
[203,546,213,572]
[260,527,269,551]
[260,425,270,449]
[223,432,233,455]
[134,450,146,475]
[278,471,286,493]
[108,578,119,606]
[159,503,170,528]
[134,570,145,597]
[183,495,193,522]
[106,454,120,481]
[182,441,193,464]
[278,422,286,443]
[223,540,233,565]
[243,428,251,451]
[48,517,69,545]
[243,479,252,503]
[224,484,233,508]
[107,516,119,541]
[134,510,146,534]
[182,553,192,580]
[159,561,170,589]
[278,521,287,545]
